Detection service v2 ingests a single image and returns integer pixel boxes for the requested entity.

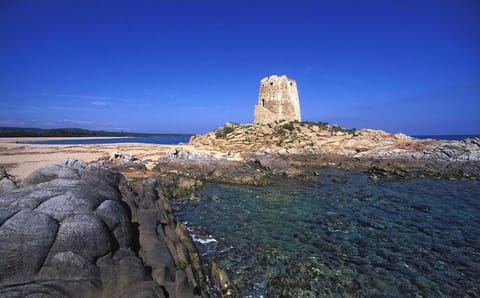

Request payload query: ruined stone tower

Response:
[253,75,301,124]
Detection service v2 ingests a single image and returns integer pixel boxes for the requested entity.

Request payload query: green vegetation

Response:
[300,121,329,129]
[298,121,356,135]
[176,260,188,271]
[331,125,356,135]
[276,121,296,135]
[215,125,235,138]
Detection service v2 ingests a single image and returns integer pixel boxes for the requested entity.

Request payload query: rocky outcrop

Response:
[154,147,271,187]
[188,122,480,180]
[190,122,411,156]
[122,177,205,297]
[422,138,480,161]
[0,166,16,191]
[190,122,480,162]
[0,159,203,297]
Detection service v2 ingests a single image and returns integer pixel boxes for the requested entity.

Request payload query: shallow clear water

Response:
[172,169,480,297]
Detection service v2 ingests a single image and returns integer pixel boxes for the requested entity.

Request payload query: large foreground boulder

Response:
[0,159,200,298]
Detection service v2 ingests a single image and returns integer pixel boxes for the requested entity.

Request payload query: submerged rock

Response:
[210,262,239,297]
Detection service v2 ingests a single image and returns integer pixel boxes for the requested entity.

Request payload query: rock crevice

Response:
[0,159,203,297]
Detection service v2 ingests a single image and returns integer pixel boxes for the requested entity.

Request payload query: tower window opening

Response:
[270,82,273,86]
[261,99,265,107]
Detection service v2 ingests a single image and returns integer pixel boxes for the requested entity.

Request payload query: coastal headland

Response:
[2,122,480,183]
[1,122,480,297]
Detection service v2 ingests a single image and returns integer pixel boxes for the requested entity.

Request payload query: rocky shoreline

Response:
[187,122,480,181]
[0,160,209,297]
[1,122,479,297]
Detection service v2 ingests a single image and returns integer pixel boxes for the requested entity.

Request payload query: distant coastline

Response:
[413,134,480,141]
[0,126,189,138]
[23,135,192,145]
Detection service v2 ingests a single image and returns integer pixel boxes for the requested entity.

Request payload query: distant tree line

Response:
[0,127,182,138]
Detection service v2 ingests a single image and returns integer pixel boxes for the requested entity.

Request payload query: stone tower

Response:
[253,75,301,124]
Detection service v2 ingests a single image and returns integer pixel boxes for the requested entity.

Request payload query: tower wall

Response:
[253,75,301,124]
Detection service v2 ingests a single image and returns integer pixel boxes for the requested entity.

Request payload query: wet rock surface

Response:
[0,159,203,298]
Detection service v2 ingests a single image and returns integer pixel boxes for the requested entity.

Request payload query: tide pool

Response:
[172,169,480,296]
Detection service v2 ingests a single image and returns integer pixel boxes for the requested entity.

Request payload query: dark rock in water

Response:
[410,203,431,213]
[154,157,270,186]
[254,154,301,178]
[0,159,203,298]
[254,154,288,173]
[367,163,411,180]
[330,175,347,184]
[210,262,239,297]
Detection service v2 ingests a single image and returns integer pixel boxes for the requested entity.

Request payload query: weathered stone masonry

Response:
[253,75,301,124]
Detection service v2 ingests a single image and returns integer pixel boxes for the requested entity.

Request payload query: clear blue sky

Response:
[1,0,479,134]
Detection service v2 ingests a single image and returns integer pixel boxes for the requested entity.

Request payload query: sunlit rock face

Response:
[254,75,301,124]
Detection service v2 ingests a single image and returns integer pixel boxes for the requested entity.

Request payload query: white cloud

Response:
[57,118,93,125]
[91,101,110,106]
[44,93,137,105]
[44,93,112,101]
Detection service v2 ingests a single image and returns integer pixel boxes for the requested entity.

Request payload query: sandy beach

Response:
[0,137,181,179]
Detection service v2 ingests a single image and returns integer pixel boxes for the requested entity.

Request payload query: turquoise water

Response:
[172,169,480,297]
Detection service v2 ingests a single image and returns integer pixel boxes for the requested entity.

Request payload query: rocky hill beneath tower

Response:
[187,121,480,180]
[190,122,480,162]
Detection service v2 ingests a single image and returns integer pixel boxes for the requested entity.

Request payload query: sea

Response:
[23,134,478,145]
[413,134,479,141]
[24,135,192,145]
[172,169,480,297]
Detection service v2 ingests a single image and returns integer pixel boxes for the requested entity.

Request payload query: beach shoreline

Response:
[0,137,177,179]
[2,127,480,182]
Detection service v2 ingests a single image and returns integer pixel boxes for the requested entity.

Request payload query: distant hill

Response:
[0,127,182,138]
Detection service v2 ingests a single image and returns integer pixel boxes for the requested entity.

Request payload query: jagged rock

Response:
[190,123,480,164]
[123,177,206,297]
[0,159,204,297]
[255,155,288,173]
[210,262,239,297]
[111,151,137,162]
[166,147,213,162]
[367,165,411,180]
[187,122,480,180]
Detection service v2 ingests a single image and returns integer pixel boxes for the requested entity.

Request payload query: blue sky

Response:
[1,0,479,134]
